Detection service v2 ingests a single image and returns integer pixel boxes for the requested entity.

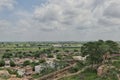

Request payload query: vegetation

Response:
[81,40,119,65]
[0,59,5,67]
[0,41,119,80]
[23,60,31,66]
[10,60,16,67]
[61,68,119,80]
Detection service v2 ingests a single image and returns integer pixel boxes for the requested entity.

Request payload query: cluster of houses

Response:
[0,54,56,78]
[0,52,88,80]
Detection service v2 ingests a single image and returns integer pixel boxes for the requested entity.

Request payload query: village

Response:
[0,42,86,80]
[0,41,120,80]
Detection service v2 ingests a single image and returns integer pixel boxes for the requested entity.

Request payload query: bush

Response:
[7,68,17,74]
[32,73,41,79]
[23,60,30,66]
[2,53,13,58]
[10,60,16,67]
[0,60,5,67]
[69,66,79,73]
[39,59,46,63]
[56,54,62,60]
[47,54,54,58]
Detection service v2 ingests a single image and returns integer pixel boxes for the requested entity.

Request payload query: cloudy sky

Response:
[0,0,120,41]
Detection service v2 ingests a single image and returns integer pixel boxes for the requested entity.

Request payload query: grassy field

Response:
[0,42,83,59]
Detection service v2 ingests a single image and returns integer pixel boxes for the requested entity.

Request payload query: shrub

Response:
[0,60,5,67]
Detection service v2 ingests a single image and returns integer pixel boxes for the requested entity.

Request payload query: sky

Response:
[0,0,120,41]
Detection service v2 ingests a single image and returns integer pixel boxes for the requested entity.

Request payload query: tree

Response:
[105,40,119,53]
[23,60,30,66]
[56,54,62,60]
[0,60,5,67]
[81,40,119,65]
[2,53,13,58]
[10,60,16,67]
[33,53,40,58]
[53,49,59,53]
[47,54,54,58]
[39,59,46,63]
[69,66,79,73]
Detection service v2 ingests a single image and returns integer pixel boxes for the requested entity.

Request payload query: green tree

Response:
[47,54,54,58]
[23,60,30,66]
[10,60,16,67]
[33,53,40,58]
[56,54,62,60]
[39,59,46,63]
[81,40,119,65]
[105,40,119,53]
[2,53,13,58]
[0,60,5,67]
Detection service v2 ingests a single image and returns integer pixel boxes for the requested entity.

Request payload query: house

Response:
[25,66,33,76]
[5,60,10,68]
[46,59,55,68]
[14,58,24,66]
[53,44,62,47]
[40,54,47,59]
[73,55,88,61]
[17,69,25,77]
[35,65,44,73]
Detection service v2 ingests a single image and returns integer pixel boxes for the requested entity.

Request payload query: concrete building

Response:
[17,69,25,77]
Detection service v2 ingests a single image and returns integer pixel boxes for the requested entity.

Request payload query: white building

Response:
[35,65,44,73]
[73,55,89,61]
[5,60,10,68]
[46,58,55,68]
[17,69,25,77]
[53,44,62,47]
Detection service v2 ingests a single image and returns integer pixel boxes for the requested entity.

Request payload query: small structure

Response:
[40,54,47,59]
[46,60,55,68]
[102,52,111,63]
[72,55,88,61]
[15,59,24,66]
[35,65,44,73]
[17,69,25,77]
[5,60,10,68]
[53,44,62,47]
[25,66,33,76]
[45,57,56,68]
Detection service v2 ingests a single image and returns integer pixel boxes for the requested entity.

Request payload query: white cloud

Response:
[33,0,95,31]
[0,20,12,33]
[0,0,16,11]
[1,0,120,41]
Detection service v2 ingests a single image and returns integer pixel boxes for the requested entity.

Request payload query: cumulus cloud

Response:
[0,0,16,11]
[1,0,120,41]
[33,0,95,31]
